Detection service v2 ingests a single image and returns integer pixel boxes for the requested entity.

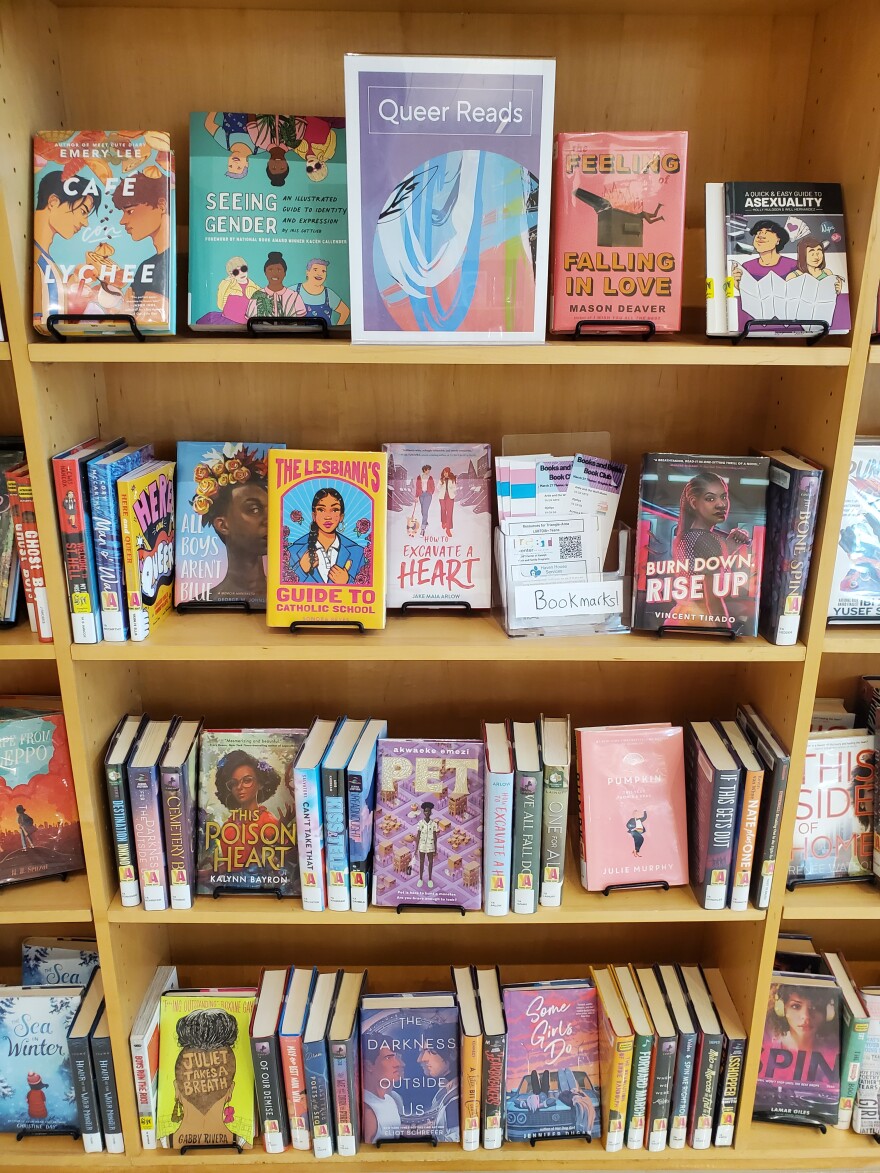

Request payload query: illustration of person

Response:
[197,257,260,327]
[626,809,647,858]
[214,750,281,833]
[291,115,338,183]
[245,114,301,187]
[731,219,797,288]
[26,1073,48,1119]
[246,252,307,320]
[112,168,171,322]
[556,1068,597,1136]
[438,467,457,537]
[764,984,839,1076]
[191,447,269,601]
[16,805,35,850]
[171,1008,239,1145]
[289,487,366,585]
[416,801,439,889]
[362,1049,405,1142]
[203,112,254,179]
[292,258,350,327]
[416,465,435,532]
[786,236,844,293]
[417,1046,460,1141]
[33,171,102,322]
[574,185,664,247]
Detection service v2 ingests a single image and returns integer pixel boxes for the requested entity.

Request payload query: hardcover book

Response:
[475,967,506,1148]
[266,449,387,629]
[104,714,146,906]
[188,112,349,331]
[591,966,633,1152]
[373,738,484,909]
[633,453,769,635]
[0,986,82,1133]
[250,969,290,1154]
[656,963,697,1149]
[174,442,282,608]
[7,468,52,641]
[159,719,202,909]
[736,704,791,910]
[67,968,105,1152]
[196,728,306,896]
[0,710,85,886]
[328,970,367,1155]
[511,721,542,914]
[679,965,723,1148]
[0,448,24,624]
[482,721,514,917]
[344,54,555,343]
[685,722,742,910]
[502,980,601,1141]
[347,718,386,913]
[792,731,874,881]
[854,986,880,1135]
[384,443,492,608]
[127,718,176,912]
[278,966,317,1151]
[539,715,570,907]
[829,441,880,621]
[91,1006,124,1153]
[551,132,688,334]
[33,131,175,335]
[130,965,178,1149]
[21,937,99,987]
[117,458,175,641]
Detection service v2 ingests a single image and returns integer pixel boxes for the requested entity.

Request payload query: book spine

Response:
[251,1034,290,1154]
[331,1037,358,1156]
[106,757,141,907]
[279,1033,311,1151]
[839,1007,869,1129]
[723,183,740,334]
[705,182,728,336]
[760,466,822,646]
[853,1016,880,1135]
[713,1034,746,1146]
[646,1037,676,1151]
[604,1036,633,1152]
[130,1030,157,1148]
[69,1032,103,1153]
[19,474,52,641]
[92,1033,125,1153]
[53,456,101,642]
[160,763,192,910]
[687,1031,722,1149]
[304,1039,334,1158]
[668,1031,697,1148]
[294,765,327,912]
[128,763,169,911]
[482,768,513,916]
[511,771,542,914]
[481,1031,506,1149]
[460,1030,482,1152]
[729,766,764,911]
[88,459,128,641]
[7,472,36,631]
[743,729,789,910]
[625,1031,653,1149]
[118,477,150,641]
[539,766,568,907]
[347,766,372,913]
[700,762,740,911]
[323,766,350,912]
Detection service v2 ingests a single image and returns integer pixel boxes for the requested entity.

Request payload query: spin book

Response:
[373,738,484,910]
[0,710,85,887]
[196,728,306,896]
[33,131,175,336]
[266,449,387,629]
[551,132,688,334]
[792,730,874,881]
[117,459,175,641]
[0,986,82,1134]
[175,442,282,608]
[633,453,769,635]
[344,54,555,344]
[384,443,492,608]
[829,441,880,622]
[188,112,349,331]
[502,980,601,1142]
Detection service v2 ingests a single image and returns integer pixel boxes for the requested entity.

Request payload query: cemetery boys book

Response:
[196,727,306,896]
[373,738,484,909]
[188,112,349,331]
[33,131,175,335]
[384,443,492,608]
[551,132,688,333]
[829,441,880,621]
[267,449,387,629]
[344,55,555,344]
[792,730,874,881]
[174,442,282,608]
[117,458,175,641]
[633,453,769,635]
[0,985,82,1133]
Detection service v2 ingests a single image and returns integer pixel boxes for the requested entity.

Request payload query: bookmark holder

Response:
[602,880,670,896]
[731,319,829,346]
[395,902,466,917]
[16,1128,81,1142]
[573,319,656,341]
[45,313,146,342]
[376,1136,438,1148]
[176,599,262,614]
[180,1140,245,1155]
[246,316,329,337]
[400,601,472,615]
[786,873,874,892]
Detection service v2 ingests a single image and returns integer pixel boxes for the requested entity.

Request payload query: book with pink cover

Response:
[576,724,688,891]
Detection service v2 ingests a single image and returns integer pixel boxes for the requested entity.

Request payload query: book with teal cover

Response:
[0,987,82,1133]
[188,113,349,331]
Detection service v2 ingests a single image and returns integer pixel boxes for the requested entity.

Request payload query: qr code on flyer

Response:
[559,534,582,560]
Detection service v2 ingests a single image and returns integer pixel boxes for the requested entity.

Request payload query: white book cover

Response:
[829,443,880,621]
[854,990,880,1134]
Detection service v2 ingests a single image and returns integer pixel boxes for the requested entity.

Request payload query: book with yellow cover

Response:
[592,966,634,1152]
[117,459,175,641]
[267,450,387,629]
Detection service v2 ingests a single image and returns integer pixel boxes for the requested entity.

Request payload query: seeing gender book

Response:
[828,441,880,622]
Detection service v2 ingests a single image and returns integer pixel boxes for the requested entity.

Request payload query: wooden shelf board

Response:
[0,871,92,924]
[48,0,836,16]
[783,878,880,921]
[0,342,10,362]
[0,1134,127,1166]
[748,1120,880,1163]
[69,612,805,663]
[0,625,55,660]
[824,625,880,654]
[28,335,851,367]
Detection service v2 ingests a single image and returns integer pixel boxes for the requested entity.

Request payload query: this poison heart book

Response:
[373,739,484,909]
[384,443,492,608]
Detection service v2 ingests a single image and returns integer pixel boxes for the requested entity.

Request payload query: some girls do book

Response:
[633,454,769,636]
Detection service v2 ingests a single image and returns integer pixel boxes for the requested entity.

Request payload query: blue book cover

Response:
[22,939,99,988]
[346,719,385,913]
[87,444,153,641]
[360,997,460,1142]
[303,970,340,1159]
[174,441,282,608]
[188,113,349,331]
[294,720,339,913]
[322,718,367,913]
[0,988,82,1133]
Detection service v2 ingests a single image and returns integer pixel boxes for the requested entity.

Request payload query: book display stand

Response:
[245,316,329,337]
[396,902,467,916]
[179,1140,244,1155]
[376,1135,438,1148]
[529,1133,592,1146]
[752,1114,828,1133]
[16,1128,81,1143]
[44,313,146,342]
[656,625,738,641]
[573,319,656,341]
[786,874,874,893]
[288,619,366,633]
[209,885,285,900]
[602,881,670,896]
[176,599,261,614]
[732,319,830,346]
[400,600,473,614]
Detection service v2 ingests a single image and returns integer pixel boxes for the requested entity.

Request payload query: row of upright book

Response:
[31,57,850,344]
[0,441,52,639]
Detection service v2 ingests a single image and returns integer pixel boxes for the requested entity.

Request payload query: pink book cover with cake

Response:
[577,725,688,891]
[551,132,688,334]
[373,739,484,909]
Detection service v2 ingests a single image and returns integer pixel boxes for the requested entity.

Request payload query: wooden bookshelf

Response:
[2,0,880,1167]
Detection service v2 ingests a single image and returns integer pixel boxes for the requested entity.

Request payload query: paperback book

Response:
[759,449,823,646]
[829,441,880,621]
[791,731,874,881]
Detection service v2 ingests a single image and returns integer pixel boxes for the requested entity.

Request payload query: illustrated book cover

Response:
[828,441,880,622]
[792,731,874,882]
[21,937,99,987]
[344,54,555,343]
[117,458,175,641]
[0,986,82,1133]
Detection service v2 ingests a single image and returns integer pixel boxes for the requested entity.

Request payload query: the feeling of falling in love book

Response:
[33,131,175,335]
[372,739,484,909]
[384,443,492,608]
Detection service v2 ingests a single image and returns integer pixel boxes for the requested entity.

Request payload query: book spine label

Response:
[482,1033,506,1149]
[688,1032,722,1149]
[251,1035,289,1154]
[128,764,169,911]
[625,1032,652,1149]
[331,1039,358,1156]
[511,771,542,914]
[92,1035,124,1153]
[647,1036,676,1151]
[70,1034,103,1152]
[130,1033,157,1148]
[118,480,150,641]
[8,474,36,630]
[669,1031,697,1148]
[460,1031,481,1151]
[280,1033,311,1150]
[604,1037,633,1152]
[304,1040,334,1158]
[294,765,327,912]
[729,766,764,911]
[19,475,52,641]
[107,758,141,906]
[53,456,100,642]
[539,768,568,907]
[324,767,350,912]
[482,768,513,916]
[88,461,128,641]
[714,1035,746,1146]
[761,466,821,646]
[839,1012,869,1129]
[160,764,192,910]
